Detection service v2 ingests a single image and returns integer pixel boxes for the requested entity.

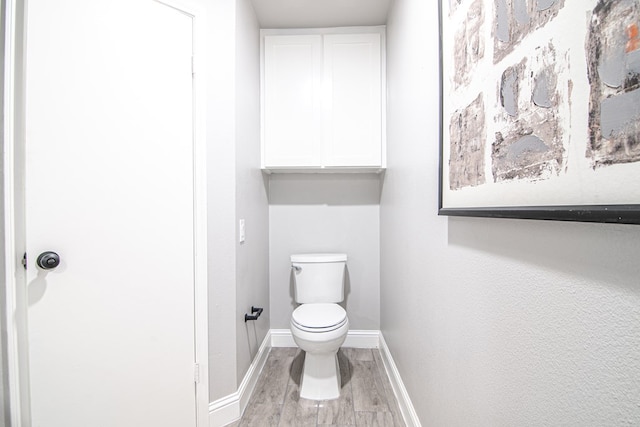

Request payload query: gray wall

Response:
[269,174,381,330]
[381,0,640,425]
[234,0,270,387]
[206,0,239,401]
[207,0,269,402]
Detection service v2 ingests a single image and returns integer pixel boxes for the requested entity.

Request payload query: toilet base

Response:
[299,352,341,400]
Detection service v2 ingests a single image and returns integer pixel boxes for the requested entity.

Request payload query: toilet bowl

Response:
[290,303,349,400]
[289,253,349,400]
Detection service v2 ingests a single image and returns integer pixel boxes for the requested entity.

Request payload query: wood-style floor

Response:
[228,347,405,426]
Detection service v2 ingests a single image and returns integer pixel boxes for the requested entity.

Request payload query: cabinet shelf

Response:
[261,166,386,174]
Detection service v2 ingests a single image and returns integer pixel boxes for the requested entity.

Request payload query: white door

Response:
[24,0,198,426]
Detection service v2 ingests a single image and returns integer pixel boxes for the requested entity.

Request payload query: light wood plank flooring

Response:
[228,347,405,426]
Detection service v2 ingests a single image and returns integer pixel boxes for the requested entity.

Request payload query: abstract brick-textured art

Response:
[440,0,640,223]
[586,0,640,167]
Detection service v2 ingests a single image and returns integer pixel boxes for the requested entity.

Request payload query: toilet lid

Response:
[292,303,347,331]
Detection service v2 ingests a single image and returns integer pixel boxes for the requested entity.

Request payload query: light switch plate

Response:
[239,219,245,243]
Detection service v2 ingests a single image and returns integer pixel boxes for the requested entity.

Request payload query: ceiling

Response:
[250,0,393,29]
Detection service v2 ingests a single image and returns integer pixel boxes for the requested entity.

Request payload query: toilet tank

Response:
[291,253,347,304]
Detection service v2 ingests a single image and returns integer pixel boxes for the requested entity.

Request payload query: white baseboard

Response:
[208,392,238,427]
[270,328,297,347]
[343,330,381,348]
[270,329,381,348]
[378,334,422,427]
[208,331,272,427]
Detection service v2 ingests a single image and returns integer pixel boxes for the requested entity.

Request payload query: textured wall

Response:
[207,0,269,401]
[234,0,270,388]
[269,174,381,330]
[382,0,640,425]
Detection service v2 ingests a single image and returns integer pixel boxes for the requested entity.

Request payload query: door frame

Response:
[2,0,210,425]
[3,0,29,425]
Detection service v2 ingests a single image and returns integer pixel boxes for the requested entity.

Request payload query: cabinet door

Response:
[263,35,322,167]
[323,33,382,167]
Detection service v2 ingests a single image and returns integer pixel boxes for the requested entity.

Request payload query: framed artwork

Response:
[439,0,640,224]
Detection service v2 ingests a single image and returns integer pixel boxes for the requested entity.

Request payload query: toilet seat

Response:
[291,303,347,333]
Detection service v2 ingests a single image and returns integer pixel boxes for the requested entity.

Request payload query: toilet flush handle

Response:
[291,264,302,272]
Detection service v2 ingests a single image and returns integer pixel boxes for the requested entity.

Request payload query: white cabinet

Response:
[263,35,322,168]
[262,29,385,172]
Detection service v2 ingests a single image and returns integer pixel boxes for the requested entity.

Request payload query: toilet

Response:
[290,253,349,400]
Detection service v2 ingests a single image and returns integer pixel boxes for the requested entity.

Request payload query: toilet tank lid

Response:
[291,253,347,263]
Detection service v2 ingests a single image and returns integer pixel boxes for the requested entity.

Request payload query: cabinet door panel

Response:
[323,33,382,167]
[264,35,322,167]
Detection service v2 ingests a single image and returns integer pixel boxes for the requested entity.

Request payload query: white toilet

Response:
[290,253,349,400]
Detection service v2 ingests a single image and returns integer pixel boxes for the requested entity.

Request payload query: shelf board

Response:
[261,166,386,174]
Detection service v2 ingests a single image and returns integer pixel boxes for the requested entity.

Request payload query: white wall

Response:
[234,0,270,386]
[269,174,381,330]
[382,0,640,425]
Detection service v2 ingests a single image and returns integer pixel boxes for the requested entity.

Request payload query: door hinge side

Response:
[194,363,200,384]
[21,253,27,270]
[191,55,195,76]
